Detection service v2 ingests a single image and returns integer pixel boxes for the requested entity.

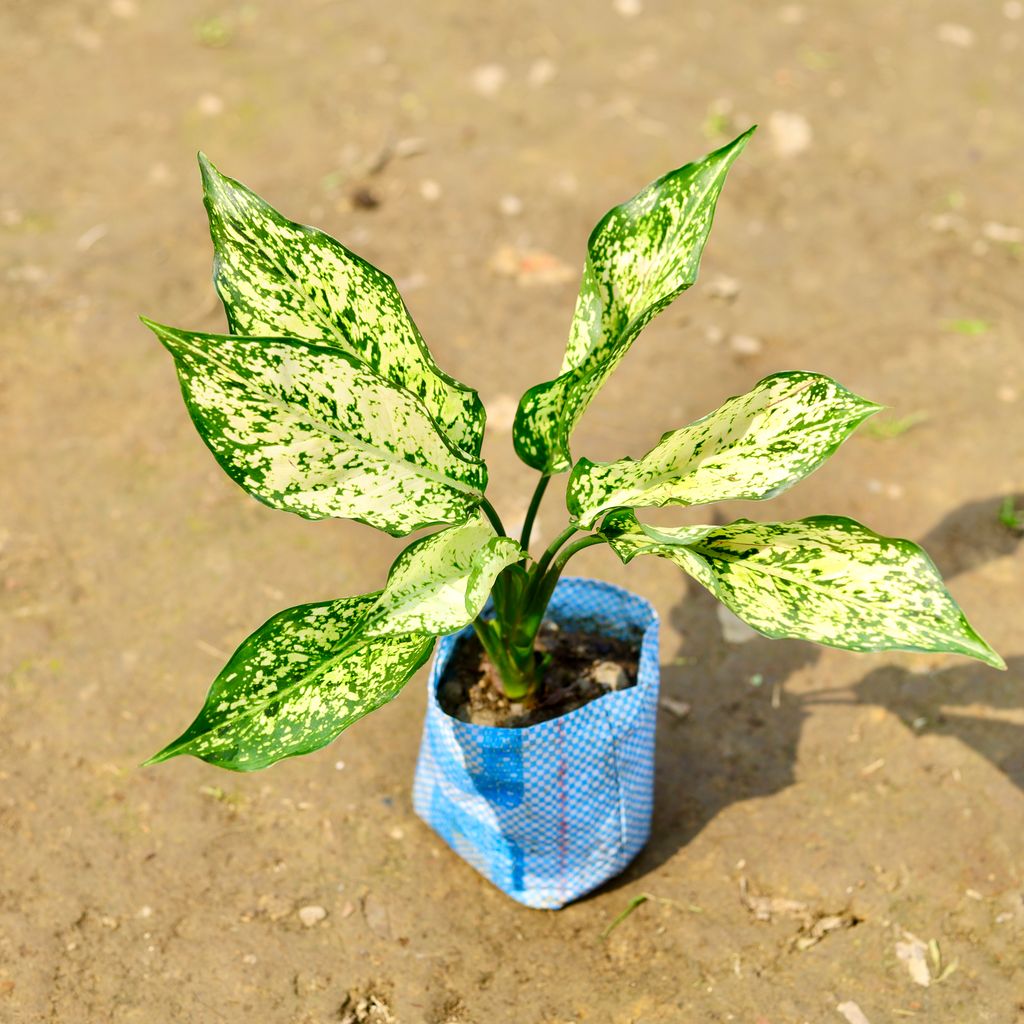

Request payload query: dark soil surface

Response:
[438,621,641,727]
[3,2,1022,1022]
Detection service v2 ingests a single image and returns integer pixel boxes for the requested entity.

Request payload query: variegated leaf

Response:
[366,513,523,636]
[601,511,1004,668]
[514,127,754,473]
[144,594,435,771]
[143,320,487,536]
[568,372,880,527]
[199,155,485,456]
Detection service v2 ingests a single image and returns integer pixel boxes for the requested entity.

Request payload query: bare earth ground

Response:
[2,1,1023,1021]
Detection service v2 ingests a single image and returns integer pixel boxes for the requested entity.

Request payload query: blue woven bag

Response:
[413,576,660,909]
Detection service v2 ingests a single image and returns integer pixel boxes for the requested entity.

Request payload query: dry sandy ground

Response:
[2,1,1023,1021]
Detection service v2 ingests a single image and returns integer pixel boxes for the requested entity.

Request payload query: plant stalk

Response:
[550,535,604,573]
[519,475,551,551]
[475,528,606,703]
[480,498,507,538]
[532,524,579,580]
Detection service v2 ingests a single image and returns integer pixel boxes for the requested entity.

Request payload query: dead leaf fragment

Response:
[895,932,931,987]
[362,894,392,939]
[837,1002,871,1024]
[792,912,858,951]
[490,245,575,286]
[739,876,811,924]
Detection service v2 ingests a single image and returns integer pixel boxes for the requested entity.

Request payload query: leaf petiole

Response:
[519,475,551,551]
[480,498,507,538]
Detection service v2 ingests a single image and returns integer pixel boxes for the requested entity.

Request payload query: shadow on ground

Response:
[601,495,1023,892]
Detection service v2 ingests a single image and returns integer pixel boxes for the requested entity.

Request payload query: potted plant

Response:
[142,127,1003,909]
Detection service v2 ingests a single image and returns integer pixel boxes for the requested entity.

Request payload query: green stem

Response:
[519,475,551,551]
[533,524,579,580]
[480,498,507,538]
[551,535,605,573]
[517,535,606,641]
[473,617,533,700]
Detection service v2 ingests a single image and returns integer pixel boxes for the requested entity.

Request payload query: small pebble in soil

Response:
[592,661,629,691]
[614,0,643,17]
[298,905,327,928]
[936,22,975,48]
[362,895,392,939]
[837,1001,872,1024]
[659,697,692,720]
[706,274,741,301]
[982,221,1023,243]
[392,137,426,159]
[196,93,225,117]
[499,194,523,216]
[768,110,813,157]
[471,64,507,97]
[728,333,763,357]
[527,58,558,87]
[419,179,442,202]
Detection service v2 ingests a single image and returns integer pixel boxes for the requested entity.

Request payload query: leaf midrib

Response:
[164,629,372,758]
[178,336,483,498]
[552,154,737,458]
[166,616,433,759]
[213,194,481,434]
[690,541,952,627]
[592,398,868,502]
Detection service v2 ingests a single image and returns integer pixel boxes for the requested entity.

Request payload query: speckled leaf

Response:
[144,594,435,771]
[199,155,485,456]
[568,372,880,527]
[601,511,1004,668]
[514,127,754,472]
[143,320,487,536]
[367,513,523,636]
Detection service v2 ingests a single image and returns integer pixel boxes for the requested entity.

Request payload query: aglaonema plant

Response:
[143,126,1003,772]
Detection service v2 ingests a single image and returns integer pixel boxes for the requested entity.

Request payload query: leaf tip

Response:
[721,123,757,158]
[141,746,175,768]
[139,314,167,338]
[971,636,1007,671]
[138,316,177,347]
[196,150,220,186]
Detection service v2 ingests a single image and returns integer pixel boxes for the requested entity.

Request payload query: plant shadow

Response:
[596,495,1022,894]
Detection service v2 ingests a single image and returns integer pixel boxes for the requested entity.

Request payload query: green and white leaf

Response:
[568,372,880,527]
[366,513,523,636]
[601,510,1004,668]
[199,155,485,456]
[143,319,486,536]
[514,127,754,473]
[145,594,435,771]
